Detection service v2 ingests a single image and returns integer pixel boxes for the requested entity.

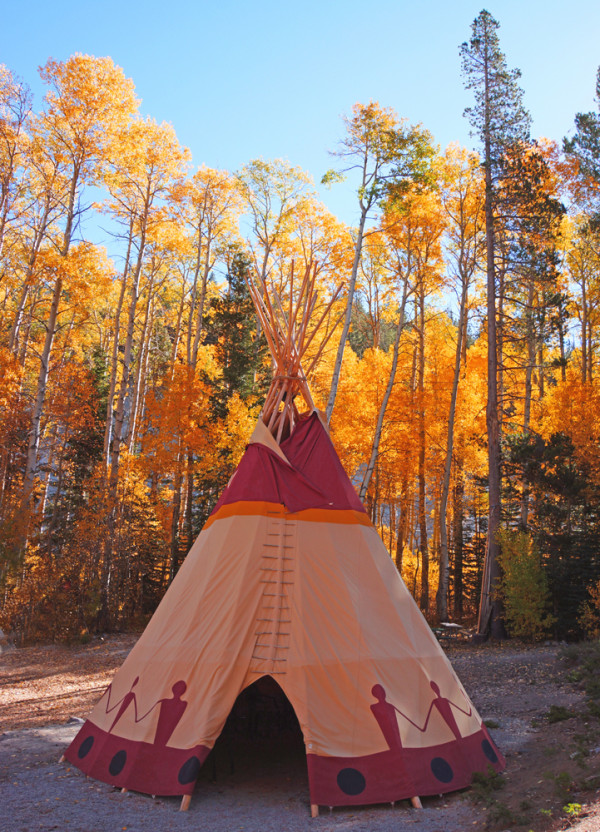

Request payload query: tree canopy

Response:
[1,33,600,645]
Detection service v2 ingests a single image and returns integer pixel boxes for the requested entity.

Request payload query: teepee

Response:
[63,264,504,815]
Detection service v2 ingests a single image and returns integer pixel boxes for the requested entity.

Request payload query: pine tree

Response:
[188,252,270,537]
[564,66,600,188]
[460,9,531,638]
[205,250,269,417]
[497,143,565,530]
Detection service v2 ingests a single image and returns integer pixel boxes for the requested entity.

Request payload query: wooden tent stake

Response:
[180,794,191,811]
[312,797,420,818]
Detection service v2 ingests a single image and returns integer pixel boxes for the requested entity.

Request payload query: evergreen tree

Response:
[204,251,269,416]
[192,251,270,534]
[348,299,397,357]
[460,9,531,638]
[504,432,600,638]
[498,143,566,530]
[564,66,600,188]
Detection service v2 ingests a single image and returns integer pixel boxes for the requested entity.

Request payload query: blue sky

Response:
[2,0,599,225]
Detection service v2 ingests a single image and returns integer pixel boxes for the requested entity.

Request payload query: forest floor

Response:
[1,634,600,832]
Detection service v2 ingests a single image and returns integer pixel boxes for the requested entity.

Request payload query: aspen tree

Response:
[19,56,138,551]
[101,118,188,624]
[0,66,31,260]
[436,147,484,621]
[323,102,433,421]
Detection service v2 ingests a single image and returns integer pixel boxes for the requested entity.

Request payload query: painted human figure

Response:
[370,680,472,749]
[153,680,188,746]
[370,684,412,750]
[105,676,140,733]
[422,681,472,739]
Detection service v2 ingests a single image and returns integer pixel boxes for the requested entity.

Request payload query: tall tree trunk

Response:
[537,303,546,400]
[452,455,465,618]
[437,280,469,621]
[19,274,63,541]
[581,273,588,383]
[102,210,148,628]
[326,206,368,421]
[170,275,187,373]
[359,275,410,500]
[478,106,504,638]
[169,451,183,583]
[38,423,58,533]
[8,196,53,355]
[521,280,535,528]
[453,295,468,619]
[190,233,212,369]
[126,272,155,449]
[8,281,32,356]
[8,187,51,355]
[108,208,149,483]
[103,222,134,468]
[588,317,593,383]
[186,222,204,365]
[417,285,429,613]
[395,481,410,573]
[43,426,70,555]
[497,254,506,432]
[557,294,567,383]
[185,451,195,552]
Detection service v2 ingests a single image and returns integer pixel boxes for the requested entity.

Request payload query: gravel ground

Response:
[2,638,600,832]
[0,723,480,832]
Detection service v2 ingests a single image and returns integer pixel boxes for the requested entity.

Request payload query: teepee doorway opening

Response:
[201,675,307,788]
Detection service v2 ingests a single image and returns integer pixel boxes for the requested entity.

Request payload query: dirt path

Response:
[1,636,599,832]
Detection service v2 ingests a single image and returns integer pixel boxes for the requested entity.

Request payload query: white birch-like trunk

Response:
[359,275,410,500]
[436,279,469,621]
[325,206,368,422]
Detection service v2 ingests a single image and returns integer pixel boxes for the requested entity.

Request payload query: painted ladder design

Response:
[250,514,297,675]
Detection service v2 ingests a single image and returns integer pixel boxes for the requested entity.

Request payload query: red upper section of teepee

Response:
[211,412,366,516]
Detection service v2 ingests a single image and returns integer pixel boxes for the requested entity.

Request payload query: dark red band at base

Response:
[65,720,504,806]
[307,727,505,806]
[63,721,210,796]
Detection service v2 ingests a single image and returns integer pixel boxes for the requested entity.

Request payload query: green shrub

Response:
[470,765,505,802]
[497,529,556,641]
[578,578,600,640]
[546,705,574,723]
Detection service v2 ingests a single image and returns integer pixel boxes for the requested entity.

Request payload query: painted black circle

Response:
[178,756,202,785]
[482,738,498,763]
[108,750,127,776]
[77,736,94,759]
[336,767,366,796]
[431,756,454,783]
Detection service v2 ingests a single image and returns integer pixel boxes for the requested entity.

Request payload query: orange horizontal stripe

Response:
[204,501,371,530]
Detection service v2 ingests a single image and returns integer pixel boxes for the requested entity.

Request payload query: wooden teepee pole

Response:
[245,261,341,441]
